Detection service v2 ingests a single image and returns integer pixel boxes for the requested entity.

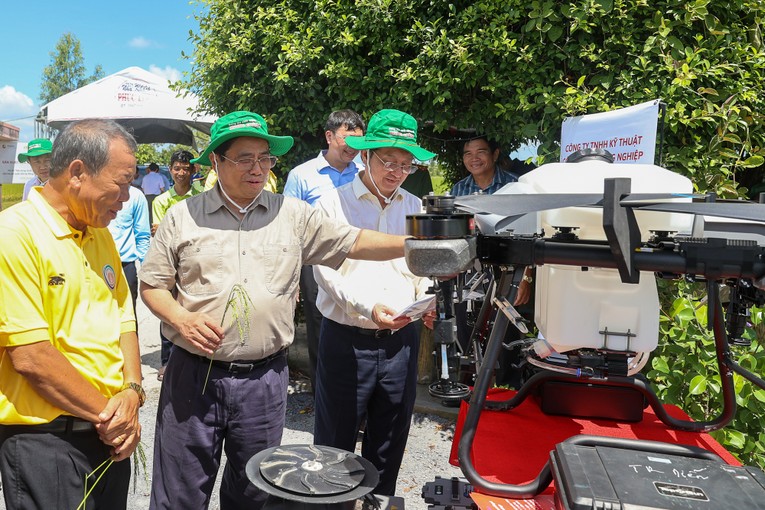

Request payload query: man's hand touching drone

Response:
[513,268,533,307]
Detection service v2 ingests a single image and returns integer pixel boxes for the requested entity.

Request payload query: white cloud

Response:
[0,86,35,119]
[129,36,154,49]
[149,65,182,84]
[0,86,39,141]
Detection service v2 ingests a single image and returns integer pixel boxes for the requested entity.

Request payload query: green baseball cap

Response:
[345,109,436,161]
[18,138,52,163]
[191,111,294,166]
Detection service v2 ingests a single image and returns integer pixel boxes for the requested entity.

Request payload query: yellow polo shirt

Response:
[0,188,135,424]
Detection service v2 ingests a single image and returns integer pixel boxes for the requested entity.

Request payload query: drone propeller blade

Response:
[634,202,765,223]
[619,193,704,203]
[453,192,699,218]
[453,194,604,217]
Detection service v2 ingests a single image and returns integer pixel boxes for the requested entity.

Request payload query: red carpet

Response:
[449,387,740,505]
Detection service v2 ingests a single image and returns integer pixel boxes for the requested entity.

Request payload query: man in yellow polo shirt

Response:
[0,119,144,510]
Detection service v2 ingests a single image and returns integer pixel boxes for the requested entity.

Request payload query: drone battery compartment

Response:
[551,442,765,510]
[538,380,646,422]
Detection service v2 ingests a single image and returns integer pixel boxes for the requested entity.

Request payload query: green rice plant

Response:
[76,457,114,510]
[76,438,147,508]
[132,442,148,493]
[201,283,255,394]
[1,184,24,210]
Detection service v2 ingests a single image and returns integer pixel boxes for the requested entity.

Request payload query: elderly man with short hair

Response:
[0,119,143,510]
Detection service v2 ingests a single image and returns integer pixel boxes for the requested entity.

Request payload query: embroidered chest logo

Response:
[48,274,65,286]
[102,265,116,290]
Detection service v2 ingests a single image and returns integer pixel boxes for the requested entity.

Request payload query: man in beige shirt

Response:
[138,110,408,510]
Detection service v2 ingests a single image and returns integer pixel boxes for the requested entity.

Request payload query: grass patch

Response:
[2,184,24,209]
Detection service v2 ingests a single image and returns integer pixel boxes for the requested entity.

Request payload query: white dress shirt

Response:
[22,176,43,201]
[314,173,431,329]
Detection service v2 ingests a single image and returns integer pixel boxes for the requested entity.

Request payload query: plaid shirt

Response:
[451,168,518,196]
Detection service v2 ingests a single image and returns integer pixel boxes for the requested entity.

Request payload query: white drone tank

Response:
[519,161,693,355]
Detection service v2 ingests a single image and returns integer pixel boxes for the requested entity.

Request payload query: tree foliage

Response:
[185,0,765,187]
[135,144,198,165]
[184,0,765,464]
[650,280,765,467]
[39,33,104,104]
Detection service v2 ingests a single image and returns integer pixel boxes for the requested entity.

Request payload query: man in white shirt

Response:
[313,109,436,496]
[283,109,365,392]
[19,139,52,201]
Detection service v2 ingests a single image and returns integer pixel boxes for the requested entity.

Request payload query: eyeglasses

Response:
[220,154,278,171]
[371,151,415,175]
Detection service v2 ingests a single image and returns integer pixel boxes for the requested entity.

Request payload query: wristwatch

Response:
[120,382,146,407]
[522,274,533,284]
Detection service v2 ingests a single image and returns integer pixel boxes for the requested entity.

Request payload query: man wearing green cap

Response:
[18,138,53,201]
[312,109,437,497]
[138,110,411,510]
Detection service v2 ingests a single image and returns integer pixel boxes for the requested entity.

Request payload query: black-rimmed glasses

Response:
[371,151,415,175]
[220,154,278,171]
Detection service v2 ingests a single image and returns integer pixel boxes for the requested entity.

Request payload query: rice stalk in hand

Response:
[201,283,255,394]
[132,442,148,493]
[76,457,113,510]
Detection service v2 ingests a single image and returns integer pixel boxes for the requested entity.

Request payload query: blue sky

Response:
[0,0,203,142]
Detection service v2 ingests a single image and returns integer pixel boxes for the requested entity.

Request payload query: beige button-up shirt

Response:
[139,186,360,361]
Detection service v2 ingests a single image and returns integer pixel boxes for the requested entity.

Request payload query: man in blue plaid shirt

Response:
[451,135,517,196]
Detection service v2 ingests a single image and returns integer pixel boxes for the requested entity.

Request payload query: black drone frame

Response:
[450,178,765,498]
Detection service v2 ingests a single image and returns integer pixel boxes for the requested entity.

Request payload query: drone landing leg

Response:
[456,271,554,498]
[454,278,740,499]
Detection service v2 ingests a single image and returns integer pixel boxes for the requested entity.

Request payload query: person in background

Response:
[0,119,144,510]
[451,135,518,196]
[150,150,205,381]
[19,138,53,201]
[107,185,151,320]
[141,162,167,223]
[138,110,409,510]
[452,135,530,387]
[131,166,144,188]
[191,162,206,184]
[283,109,366,392]
[312,109,436,496]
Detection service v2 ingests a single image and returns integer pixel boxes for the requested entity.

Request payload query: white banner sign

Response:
[0,142,34,185]
[560,99,660,164]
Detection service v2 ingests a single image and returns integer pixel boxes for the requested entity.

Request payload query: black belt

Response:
[1,416,95,435]
[192,349,286,374]
[331,320,393,339]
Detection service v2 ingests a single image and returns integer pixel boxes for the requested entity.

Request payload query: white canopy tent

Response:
[37,66,217,146]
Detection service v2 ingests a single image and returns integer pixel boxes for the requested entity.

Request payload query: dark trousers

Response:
[299,266,324,391]
[0,425,131,509]
[145,194,158,224]
[313,319,419,496]
[122,260,138,319]
[160,329,173,366]
[150,347,289,510]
